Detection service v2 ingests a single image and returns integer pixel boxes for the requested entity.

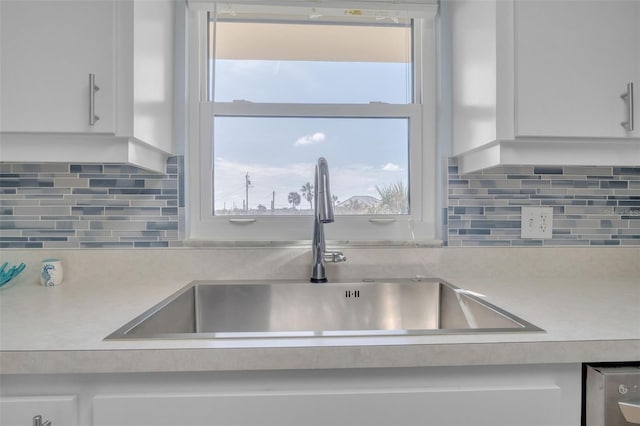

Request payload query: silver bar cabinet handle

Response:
[89,73,100,126]
[621,82,634,131]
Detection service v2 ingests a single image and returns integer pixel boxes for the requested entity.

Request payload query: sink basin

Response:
[105,278,542,340]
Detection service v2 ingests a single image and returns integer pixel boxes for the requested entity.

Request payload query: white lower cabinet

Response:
[94,385,564,426]
[1,364,581,426]
[0,395,78,426]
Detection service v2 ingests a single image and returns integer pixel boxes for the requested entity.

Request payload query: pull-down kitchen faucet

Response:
[310,157,346,283]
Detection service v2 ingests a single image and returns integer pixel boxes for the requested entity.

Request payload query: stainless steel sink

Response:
[105,278,542,340]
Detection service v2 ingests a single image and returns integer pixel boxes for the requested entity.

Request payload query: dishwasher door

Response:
[586,365,640,426]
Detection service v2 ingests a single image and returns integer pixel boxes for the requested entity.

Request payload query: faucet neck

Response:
[311,157,333,283]
[310,216,328,283]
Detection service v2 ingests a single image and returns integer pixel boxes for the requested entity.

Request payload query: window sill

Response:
[183,239,443,249]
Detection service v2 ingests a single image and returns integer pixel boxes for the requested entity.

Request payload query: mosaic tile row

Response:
[2,156,638,248]
[0,157,184,248]
[447,160,640,246]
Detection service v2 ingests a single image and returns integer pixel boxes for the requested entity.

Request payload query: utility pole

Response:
[271,191,275,211]
[245,173,251,212]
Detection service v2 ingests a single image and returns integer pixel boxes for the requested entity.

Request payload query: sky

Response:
[213,115,408,210]
[211,30,412,212]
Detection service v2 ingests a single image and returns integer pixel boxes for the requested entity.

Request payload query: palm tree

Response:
[375,181,408,214]
[300,182,313,210]
[288,192,301,210]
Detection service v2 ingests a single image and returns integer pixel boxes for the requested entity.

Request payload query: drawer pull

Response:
[619,401,640,424]
[33,415,52,426]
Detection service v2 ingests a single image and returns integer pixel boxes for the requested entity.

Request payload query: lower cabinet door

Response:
[93,385,565,426]
[0,395,78,426]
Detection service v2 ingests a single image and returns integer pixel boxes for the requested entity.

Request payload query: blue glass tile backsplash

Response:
[1,156,638,248]
[0,157,184,248]
[447,159,640,246]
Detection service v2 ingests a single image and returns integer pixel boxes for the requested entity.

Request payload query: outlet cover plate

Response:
[521,206,553,239]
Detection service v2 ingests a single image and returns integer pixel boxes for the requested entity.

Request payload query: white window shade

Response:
[209,14,414,103]
[214,22,412,63]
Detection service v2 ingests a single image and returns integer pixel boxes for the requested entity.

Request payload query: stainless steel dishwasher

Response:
[586,365,640,426]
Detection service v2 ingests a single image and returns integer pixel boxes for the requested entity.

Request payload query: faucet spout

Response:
[311,157,345,283]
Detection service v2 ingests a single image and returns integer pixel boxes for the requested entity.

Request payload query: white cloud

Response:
[382,162,401,171]
[294,132,326,147]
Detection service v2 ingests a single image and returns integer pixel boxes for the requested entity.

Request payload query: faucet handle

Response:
[324,251,347,263]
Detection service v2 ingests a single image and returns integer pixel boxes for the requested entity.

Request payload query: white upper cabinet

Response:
[516,1,638,138]
[1,1,116,133]
[0,0,176,172]
[451,0,640,174]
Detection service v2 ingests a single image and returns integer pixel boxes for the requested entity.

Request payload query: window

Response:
[187,1,438,243]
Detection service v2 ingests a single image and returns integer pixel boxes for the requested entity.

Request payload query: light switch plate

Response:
[521,206,553,239]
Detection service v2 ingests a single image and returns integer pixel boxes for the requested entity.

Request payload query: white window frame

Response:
[186,1,438,244]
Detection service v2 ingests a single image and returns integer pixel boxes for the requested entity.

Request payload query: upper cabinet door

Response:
[515,0,639,138]
[0,0,115,133]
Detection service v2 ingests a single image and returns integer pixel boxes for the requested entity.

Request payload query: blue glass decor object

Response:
[0,262,26,287]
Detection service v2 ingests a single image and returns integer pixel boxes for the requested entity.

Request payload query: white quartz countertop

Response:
[1,247,639,374]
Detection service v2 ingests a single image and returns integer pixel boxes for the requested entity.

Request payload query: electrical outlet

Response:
[521,206,553,239]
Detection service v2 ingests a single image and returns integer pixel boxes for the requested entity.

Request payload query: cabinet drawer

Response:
[1,395,78,426]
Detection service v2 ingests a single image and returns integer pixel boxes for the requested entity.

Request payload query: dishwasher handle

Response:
[619,401,640,424]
